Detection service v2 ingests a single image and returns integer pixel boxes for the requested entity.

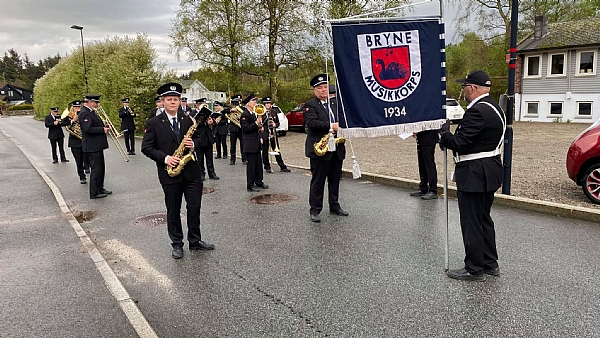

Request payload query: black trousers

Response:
[417,144,437,193]
[86,151,105,197]
[229,131,246,161]
[161,177,203,247]
[50,138,67,161]
[309,156,343,215]
[197,145,215,176]
[214,133,227,157]
[457,190,499,275]
[245,151,263,188]
[123,130,135,153]
[261,137,287,170]
[70,146,86,180]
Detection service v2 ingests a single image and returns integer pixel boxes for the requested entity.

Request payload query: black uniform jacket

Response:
[440,94,505,193]
[118,106,136,131]
[190,109,215,146]
[178,105,193,116]
[60,116,82,148]
[303,97,346,161]
[45,114,65,140]
[240,107,261,153]
[258,107,281,140]
[141,111,203,185]
[416,129,439,147]
[149,107,163,119]
[79,106,109,153]
[214,111,228,136]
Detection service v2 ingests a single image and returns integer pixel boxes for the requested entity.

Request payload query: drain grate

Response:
[251,193,299,204]
[130,213,185,228]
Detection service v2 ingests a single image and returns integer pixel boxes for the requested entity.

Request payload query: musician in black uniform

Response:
[260,96,290,173]
[79,95,112,199]
[409,130,439,200]
[44,107,69,164]
[149,97,163,120]
[179,97,193,115]
[192,98,219,181]
[61,100,88,183]
[118,97,136,155]
[227,94,246,165]
[439,70,506,282]
[213,101,228,159]
[304,74,347,223]
[240,93,268,192]
[142,82,215,259]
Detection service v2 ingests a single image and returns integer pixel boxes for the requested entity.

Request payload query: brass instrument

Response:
[266,109,281,155]
[61,107,82,140]
[254,103,266,116]
[314,133,346,156]
[225,105,243,128]
[167,115,198,177]
[96,106,130,162]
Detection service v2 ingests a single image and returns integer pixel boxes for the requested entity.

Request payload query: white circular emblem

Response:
[170,86,176,90]
[318,77,323,81]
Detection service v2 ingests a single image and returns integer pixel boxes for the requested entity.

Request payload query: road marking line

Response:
[1,131,159,338]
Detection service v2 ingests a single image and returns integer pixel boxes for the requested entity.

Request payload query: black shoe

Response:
[410,190,427,197]
[330,209,349,216]
[172,246,184,259]
[447,268,485,282]
[130,151,135,155]
[90,193,107,199]
[483,267,500,276]
[421,192,438,200]
[280,168,291,172]
[61,159,69,163]
[223,155,227,159]
[242,159,247,165]
[230,159,235,165]
[209,174,220,180]
[201,175,206,181]
[256,183,269,189]
[100,189,112,195]
[52,160,58,164]
[127,151,132,155]
[189,240,215,251]
[215,155,221,159]
[247,186,261,192]
[84,168,90,173]
[310,213,321,222]
[265,168,273,173]
[80,178,87,184]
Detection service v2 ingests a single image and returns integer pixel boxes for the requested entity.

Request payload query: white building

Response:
[180,80,227,104]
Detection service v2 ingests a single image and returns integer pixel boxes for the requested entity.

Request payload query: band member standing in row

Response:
[141,82,215,259]
[228,94,246,165]
[149,96,163,120]
[61,100,89,184]
[193,98,219,181]
[179,97,192,115]
[260,96,290,173]
[118,97,136,155]
[79,94,112,199]
[304,74,348,222]
[213,101,228,159]
[241,93,268,192]
[45,107,69,164]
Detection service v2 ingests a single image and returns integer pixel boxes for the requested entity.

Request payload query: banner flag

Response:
[332,18,446,138]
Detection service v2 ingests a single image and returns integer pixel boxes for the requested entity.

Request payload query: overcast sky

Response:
[0,0,459,76]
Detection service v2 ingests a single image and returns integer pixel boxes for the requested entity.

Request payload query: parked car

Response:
[286,103,305,131]
[275,109,288,136]
[446,98,465,123]
[566,118,600,203]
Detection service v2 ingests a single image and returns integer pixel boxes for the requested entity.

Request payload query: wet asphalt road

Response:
[1,115,600,337]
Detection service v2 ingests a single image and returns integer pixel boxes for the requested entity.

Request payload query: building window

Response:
[548,102,563,116]
[548,53,566,76]
[576,50,596,75]
[525,55,541,77]
[576,102,593,118]
[525,102,539,116]
[8,90,14,97]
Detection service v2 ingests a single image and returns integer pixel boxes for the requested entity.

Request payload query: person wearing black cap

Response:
[439,70,506,281]
[213,101,228,159]
[303,74,347,222]
[45,106,69,164]
[142,82,215,259]
[192,98,219,180]
[240,93,268,192]
[227,94,246,165]
[118,98,137,155]
[179,97,192,116]
[79,94,112,199]
[61,100,89,183]
[149,97,163,120]
[260,96,290,173]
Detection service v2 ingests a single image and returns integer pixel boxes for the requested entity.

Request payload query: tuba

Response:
[225,105,243,128]
[61,107,82,140]
[167,115,198,177]
[314,133,346,156]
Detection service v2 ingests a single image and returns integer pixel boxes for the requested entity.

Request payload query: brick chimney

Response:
[534,16,548,39]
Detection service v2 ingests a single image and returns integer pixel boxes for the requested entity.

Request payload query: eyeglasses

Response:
[461,83,472,88]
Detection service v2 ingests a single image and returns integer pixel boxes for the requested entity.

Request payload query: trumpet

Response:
[96,106,130,162]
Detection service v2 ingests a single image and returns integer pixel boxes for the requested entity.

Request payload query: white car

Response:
[446,98,465,123]
[275,109,288,136]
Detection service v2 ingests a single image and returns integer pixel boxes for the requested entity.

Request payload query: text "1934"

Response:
[384,106,407,118]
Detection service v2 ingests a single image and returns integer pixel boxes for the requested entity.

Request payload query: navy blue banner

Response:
[332,18,446,137]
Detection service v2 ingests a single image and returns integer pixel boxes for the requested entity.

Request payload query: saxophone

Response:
[167,115,199,177]
[314,133,346,156]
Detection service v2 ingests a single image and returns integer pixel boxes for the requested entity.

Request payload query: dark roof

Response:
[518,17,600,52]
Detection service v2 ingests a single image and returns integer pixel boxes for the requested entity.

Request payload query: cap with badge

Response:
[214,101,222,107]
[242,93,256,105]
[181,97,188,102]
[84,94,101,102]
[310,74,329,87]
[50,107,59,112]
[456,70,492,87]
[157,82,182,97]
[70,100,81,107]
[195,98,207,104]
[122,97,130,103]
[261,96,272,104]
[154,96,161,103]
[230,94,242,106]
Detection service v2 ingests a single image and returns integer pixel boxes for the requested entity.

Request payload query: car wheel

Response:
[582,163,600,204]
[278,131,287,137]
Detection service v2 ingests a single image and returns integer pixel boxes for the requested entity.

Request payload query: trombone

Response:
[96,106,130,162]
[266,108,281,156]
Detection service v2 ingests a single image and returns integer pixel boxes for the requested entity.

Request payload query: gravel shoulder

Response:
[277,121,598,210]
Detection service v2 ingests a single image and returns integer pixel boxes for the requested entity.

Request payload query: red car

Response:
[285,103,306,131]
[566,119,600,203]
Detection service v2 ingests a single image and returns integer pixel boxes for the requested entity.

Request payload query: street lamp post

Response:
[70,25,88,93]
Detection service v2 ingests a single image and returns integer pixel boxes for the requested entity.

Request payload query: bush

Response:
[8,104,34,111]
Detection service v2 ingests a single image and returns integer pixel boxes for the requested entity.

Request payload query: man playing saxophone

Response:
[61,100,89,184]
[141,82,215,259]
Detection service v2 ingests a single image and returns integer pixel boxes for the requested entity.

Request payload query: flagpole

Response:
[438,0,449,272]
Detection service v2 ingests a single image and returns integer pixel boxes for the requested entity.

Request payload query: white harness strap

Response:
[454,102,506,163]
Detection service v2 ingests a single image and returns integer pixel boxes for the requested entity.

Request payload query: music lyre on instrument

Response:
[97,106,130,162]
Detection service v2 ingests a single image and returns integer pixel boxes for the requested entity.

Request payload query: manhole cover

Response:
[72,210,97,223]
[251,193,299,204]
[130,213,185,228]
[203,187,215,194]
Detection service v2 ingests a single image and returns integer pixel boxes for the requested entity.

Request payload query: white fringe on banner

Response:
[338,119,447,139]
